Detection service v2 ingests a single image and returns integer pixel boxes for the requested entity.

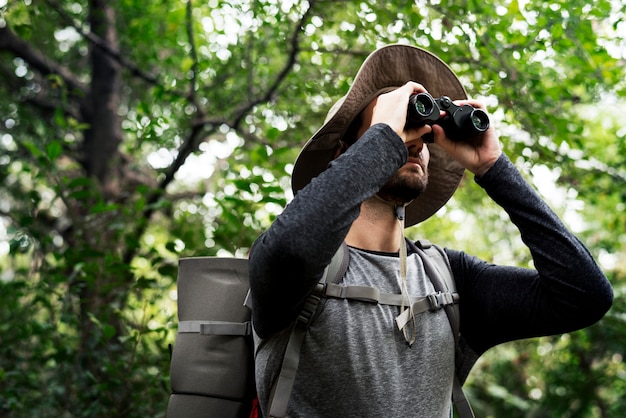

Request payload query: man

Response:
[248,44,613,417]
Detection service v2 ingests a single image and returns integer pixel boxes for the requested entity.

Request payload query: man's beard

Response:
[377,164,429,205]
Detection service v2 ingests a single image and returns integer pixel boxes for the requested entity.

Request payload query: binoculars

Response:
[406,93,490,142]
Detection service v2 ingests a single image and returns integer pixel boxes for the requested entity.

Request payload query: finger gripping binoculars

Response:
[406,93,489,142]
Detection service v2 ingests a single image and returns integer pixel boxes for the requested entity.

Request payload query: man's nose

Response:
[406,138,426,156]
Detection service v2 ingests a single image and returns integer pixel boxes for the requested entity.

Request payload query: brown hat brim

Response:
[291,44,466,227]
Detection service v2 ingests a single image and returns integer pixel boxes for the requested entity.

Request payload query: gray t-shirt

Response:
[255,247,454,417]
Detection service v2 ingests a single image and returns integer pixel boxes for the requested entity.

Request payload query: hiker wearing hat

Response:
[248,45,613,417]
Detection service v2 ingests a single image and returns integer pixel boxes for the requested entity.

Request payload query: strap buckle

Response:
[297,293,321,325]
[427,291,454,312]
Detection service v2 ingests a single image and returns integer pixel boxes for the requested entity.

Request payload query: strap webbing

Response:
[267,294,320,417]
[323,282,458,308]
[177,320,252,336]
[410,240,475,418]
[409,241,459,341]
[453,375,475,417]
[267,244,349,418]
[395,205,417,346]
[395,291,458,330]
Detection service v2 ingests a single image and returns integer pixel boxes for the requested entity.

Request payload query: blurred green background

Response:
[0,0,624,416]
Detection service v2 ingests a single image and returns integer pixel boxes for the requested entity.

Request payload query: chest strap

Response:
[317,283,459,330]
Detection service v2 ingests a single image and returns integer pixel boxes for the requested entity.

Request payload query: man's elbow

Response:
[583,274,614,326]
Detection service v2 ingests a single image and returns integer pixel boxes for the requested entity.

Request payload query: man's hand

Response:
[432,99,502,176]
[370,82,433,143]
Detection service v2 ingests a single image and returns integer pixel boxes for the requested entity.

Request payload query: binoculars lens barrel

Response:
[410,93,436,117]
[470,110,489,132]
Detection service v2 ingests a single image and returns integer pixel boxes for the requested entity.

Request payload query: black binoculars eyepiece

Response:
[407,93,489,142]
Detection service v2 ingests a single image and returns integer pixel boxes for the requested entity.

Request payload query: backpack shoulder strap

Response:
[415,239,456,292]
[266,242,349,418]
[323,241,350,285]
[412,239,459,340]
[412,239,475,418]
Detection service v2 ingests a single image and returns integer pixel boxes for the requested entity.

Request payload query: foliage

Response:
[0,0,624,416]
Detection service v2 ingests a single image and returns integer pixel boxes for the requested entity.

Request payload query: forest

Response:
[0,0,624,416]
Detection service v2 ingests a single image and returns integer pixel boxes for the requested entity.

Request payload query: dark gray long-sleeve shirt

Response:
[249,123,613,417]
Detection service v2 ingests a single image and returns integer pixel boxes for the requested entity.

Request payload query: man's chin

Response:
[377,184,426,206]
[404,162,425,175]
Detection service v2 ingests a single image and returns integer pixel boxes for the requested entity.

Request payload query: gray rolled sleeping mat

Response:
[167,257,254,418]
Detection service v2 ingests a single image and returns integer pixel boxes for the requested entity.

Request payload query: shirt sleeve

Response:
[447,153,613,355]
[249,124,408,338]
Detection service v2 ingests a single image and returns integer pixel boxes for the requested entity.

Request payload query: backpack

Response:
[166,240,474,418]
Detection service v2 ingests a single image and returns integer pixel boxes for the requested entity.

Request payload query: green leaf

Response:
[102,325,116,340]
[21,141,44,159]
[46,141,62,162]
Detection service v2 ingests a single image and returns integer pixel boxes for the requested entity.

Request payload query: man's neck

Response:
[345,196,404,253]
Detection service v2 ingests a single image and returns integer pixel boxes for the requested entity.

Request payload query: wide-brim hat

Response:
[291,44,467,227]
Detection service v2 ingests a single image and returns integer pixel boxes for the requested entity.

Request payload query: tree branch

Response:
[123,0,316,263]
[121,119,219,265]
[185,0,201,107]
[158,0,318,196]
[43,0,190,100]
[0,25,87,96]
[229,0,317,128]
[0,63,82,120]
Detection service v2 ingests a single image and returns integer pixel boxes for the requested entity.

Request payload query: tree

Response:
[0,0,624,416]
